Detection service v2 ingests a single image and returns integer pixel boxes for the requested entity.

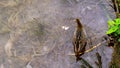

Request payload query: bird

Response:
[73,19,87,62]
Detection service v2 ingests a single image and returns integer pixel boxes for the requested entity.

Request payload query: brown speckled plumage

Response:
[73,19,87,62]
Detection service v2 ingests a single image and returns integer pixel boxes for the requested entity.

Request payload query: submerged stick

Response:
[95,52,102,68]
[81,58,93,68]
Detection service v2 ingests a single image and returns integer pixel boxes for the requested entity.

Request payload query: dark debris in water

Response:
[95,52,102,68]
[80,58,93,68]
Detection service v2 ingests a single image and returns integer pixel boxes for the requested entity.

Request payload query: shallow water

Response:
[0,0,115,68]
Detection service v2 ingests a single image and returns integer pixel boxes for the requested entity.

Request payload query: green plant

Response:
[106,18,120,42]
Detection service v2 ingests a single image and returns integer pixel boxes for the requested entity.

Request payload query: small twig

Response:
[114,0,119,13]
[69,40,106,55]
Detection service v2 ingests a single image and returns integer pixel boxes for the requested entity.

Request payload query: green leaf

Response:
[106,26,118,34]
[118,38,120,42]
[115,18,120,25]
[116,29,120,35]
[108,20,115,28]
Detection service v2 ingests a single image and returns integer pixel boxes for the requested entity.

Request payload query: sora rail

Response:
[73,19,87,62]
